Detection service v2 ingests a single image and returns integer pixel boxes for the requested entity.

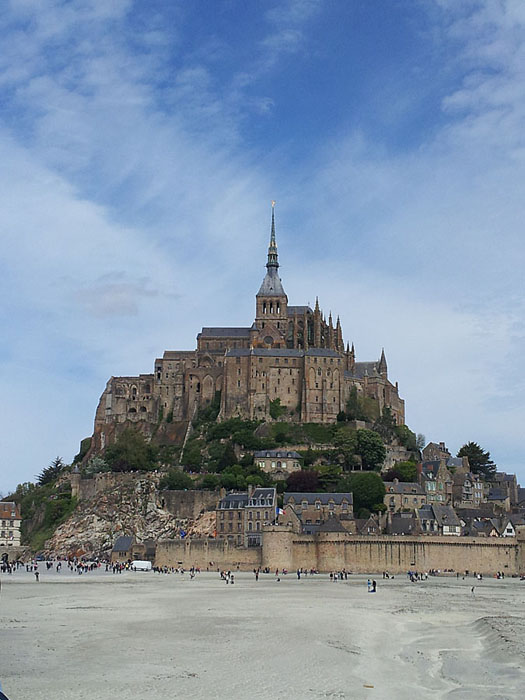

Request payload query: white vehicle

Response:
[131,560,152,571]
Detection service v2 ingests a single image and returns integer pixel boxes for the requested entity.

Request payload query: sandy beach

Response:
[1,567,524,700]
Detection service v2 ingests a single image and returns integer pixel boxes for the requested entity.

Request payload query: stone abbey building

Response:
[91,206,404,451]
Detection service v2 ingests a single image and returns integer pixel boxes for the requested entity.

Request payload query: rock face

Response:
[46,473,216,558]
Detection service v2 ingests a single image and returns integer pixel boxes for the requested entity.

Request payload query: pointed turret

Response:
[255,202,288,336]
[257,201,286,297]
[378,348,388,377]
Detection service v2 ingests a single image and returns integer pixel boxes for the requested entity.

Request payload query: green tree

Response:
[286,470,320,492]
[199,473,220,490]
[316,464,342,491]
[373,407,397,441]
[82,456,110,476]
[159,469,193,490]
[104,428,157,472]
[457,442,496,480]
[340,471,386,513]
[355,430,386,471]
[181,439,204,471]
[37,457,67,485]
[269,398,286,419]
[394,424,418,451]
[383,461,418,483]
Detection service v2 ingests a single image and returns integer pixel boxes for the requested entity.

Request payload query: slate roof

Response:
[112,536,134,552]
[254,449,302,459]
[421,460,442,477]
[446,457,463,468]
[317,517,348,533]
[249,488,276,504]
[487,488,507,501]
[385,481,424,495]
[345,362,380,379]
[305,348,340,357]
[257,268,286,296]
[284,492,353,505]
[518,488,525,504]
[198,327,251,338]
[432,504,461,527]
[288,305,313,315]
[218,492,249,509]
[389,513,418,535]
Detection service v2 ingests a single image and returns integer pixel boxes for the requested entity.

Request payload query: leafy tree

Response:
[181,439,204,471]
[457,442,496,480]
[104,428,157,472]
[382,461,418,483]
[220,465,246,490]
[340,471,386,513]
[355,430,386,471]
[199,473,220,490]
[316,464,342,491]
[37,457,67,485]
[394,424,418,451]
[269,398,286,419]
[373,407,397,441]
[217,441,237,472]
[159,469,193,490]
[82,456,110,476]
[416,433,426,450]
[286,470,320,492]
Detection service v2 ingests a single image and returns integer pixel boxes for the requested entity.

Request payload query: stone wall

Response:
[160,490,218,520]
[261,528,522,574]
[71,471,160,501]
[155,538,261,570]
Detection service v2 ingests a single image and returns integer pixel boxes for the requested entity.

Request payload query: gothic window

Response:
[196,382,201,393]
[277,303,280,313]
[270,302,273,313]
[263,302,267,314]
[318,368,322,376]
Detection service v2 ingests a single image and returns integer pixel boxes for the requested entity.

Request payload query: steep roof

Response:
[284,492,353,505]
[288,305,313,315]
[345,362,379,379]
[218,492,249,509]
[199,327,251,338]
[257,267,287,297]
[112,536,134,552]
[385,481,424,495]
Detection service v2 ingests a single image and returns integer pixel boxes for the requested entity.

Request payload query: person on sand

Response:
[34,571,39,582]
[471,586,475,595]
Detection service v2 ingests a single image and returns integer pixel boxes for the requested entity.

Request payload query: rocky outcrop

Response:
[46,473,216,558]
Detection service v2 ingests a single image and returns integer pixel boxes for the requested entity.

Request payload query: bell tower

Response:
[254,202,288,346]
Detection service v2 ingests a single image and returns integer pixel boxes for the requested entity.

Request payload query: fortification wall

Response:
[155,538,261,570]
[161,490,218,520]
[261,529,523,574]
[71,471,161,501]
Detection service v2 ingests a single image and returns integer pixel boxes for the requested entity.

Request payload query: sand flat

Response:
[1,568,524,699]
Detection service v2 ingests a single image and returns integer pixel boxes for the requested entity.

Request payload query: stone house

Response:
[111,535,135,562]
[492,472,519,506]
[355,515,381,535]
[284,492,353,526]
[452,470,485,508]
[499,514,525,537]
[419,461,453,505]
[0,502,22,547]
[487,488,511,512]
[417,504,461,536]
[383,479,426,513]
[422,442,451,462]
[387,512,419,535]
[253,449,302,480]
[216,486,277,547]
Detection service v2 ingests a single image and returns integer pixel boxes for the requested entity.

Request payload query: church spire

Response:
[267,200,279,270]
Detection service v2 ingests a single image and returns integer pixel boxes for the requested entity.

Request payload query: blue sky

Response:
[1,0,524,492]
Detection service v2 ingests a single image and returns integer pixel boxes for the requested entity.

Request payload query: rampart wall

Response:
[155,538,261,570]
[156,528,525,575]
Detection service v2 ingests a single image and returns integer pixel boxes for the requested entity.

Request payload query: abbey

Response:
[91,206,404,451]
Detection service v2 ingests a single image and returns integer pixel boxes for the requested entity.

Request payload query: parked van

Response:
[131,560,152,571]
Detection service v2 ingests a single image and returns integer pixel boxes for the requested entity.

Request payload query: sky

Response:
[1,0,524,493]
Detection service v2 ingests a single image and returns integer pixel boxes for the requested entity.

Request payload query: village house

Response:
[452,469,485,508]
[422,442,451,462]
[417,504,461,536]
[253,449,302,480]
[383,479,426,513]
[492,472,519,507]
[419,460,454,505]
[284,492,353,526]
[387,511,418,535]
[0,501,22,547]
[216,486,276,547]
[487,488,511,512]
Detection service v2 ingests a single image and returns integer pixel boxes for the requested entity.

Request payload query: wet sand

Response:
[1,567,524,699]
